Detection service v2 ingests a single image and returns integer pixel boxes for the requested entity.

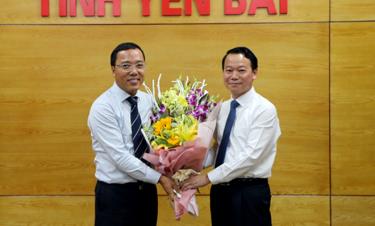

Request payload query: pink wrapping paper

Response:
[142,103,220,219]
[143,138,207,178]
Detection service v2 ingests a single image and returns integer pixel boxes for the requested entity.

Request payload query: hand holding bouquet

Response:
[142,75,220,219]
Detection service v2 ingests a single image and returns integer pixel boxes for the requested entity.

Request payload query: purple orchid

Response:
[187,93,197,106]
[159,104,166,114]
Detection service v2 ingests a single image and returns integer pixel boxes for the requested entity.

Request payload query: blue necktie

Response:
[127,96,149,159]
[215,100,240,167]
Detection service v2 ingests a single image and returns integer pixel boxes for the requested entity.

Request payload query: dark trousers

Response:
[95,180,158,226]
[210,178,272,226]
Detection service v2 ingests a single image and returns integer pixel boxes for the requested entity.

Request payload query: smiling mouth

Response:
[128,78,140,83]
[127,79,141,86]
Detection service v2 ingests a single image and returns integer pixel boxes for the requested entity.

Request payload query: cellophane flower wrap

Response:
[142,75,220,219]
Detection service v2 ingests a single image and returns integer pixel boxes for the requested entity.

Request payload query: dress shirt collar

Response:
[231,87,256,108]
[111,82,140,103]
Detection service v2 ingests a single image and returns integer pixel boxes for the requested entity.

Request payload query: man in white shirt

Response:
[182,47,281,226]
[88,42,175,226]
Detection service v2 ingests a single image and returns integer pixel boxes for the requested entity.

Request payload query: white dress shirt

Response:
[207,87,281,184]
[88,82,161,184]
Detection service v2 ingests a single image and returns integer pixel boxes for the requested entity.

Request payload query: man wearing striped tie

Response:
[88,42,176,226]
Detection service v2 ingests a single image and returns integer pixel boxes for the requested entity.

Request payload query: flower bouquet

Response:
[142,74,220,219]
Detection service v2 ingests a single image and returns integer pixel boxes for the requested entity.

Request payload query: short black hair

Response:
[110,42,145,66]
[221,47,258,71]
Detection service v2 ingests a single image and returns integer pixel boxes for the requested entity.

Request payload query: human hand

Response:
[181,174,210,191]
[172,169,199,185]
[159,175,178,201]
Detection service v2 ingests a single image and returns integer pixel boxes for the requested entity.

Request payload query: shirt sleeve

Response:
[203,148,215,168]
[208,105,281,184]
[88,103,161,184]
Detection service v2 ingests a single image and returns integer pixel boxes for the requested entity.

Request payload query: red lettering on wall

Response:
[141,0,151,16]
[185,0,210,16]
[224,0,246,15]
[69,0,95,17]
[41,0,49,17]
[279,0,288,14]
[40,0,288,18]
[59,0,68,16]
[162,0,182,16]
[70,0,77,16]
[249,0,277,15]
[98,0,121,17]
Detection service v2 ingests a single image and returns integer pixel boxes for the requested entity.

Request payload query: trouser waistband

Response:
[215,178,268,187]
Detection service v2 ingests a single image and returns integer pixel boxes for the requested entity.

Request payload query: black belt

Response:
[97,180,152,191]
[216,178,268,187]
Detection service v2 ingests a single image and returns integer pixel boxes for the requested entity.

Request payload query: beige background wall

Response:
[0,1,374,225]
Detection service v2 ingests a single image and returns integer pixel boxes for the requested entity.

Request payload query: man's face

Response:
[223,53,257,99]
[112,48,145,96]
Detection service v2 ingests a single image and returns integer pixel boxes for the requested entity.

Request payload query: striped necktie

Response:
[127,96,149,159]
[215,100,240,167]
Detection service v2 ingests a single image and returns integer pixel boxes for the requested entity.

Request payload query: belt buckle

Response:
[240,178,253,182]
[220,182,231,186]
[138,182,144,190]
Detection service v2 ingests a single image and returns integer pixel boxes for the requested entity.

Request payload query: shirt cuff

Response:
[207,167,225,185]
[144,167,162,184]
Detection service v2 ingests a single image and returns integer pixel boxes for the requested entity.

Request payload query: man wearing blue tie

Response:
[182,47,281,226]
[88,42,175,226]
